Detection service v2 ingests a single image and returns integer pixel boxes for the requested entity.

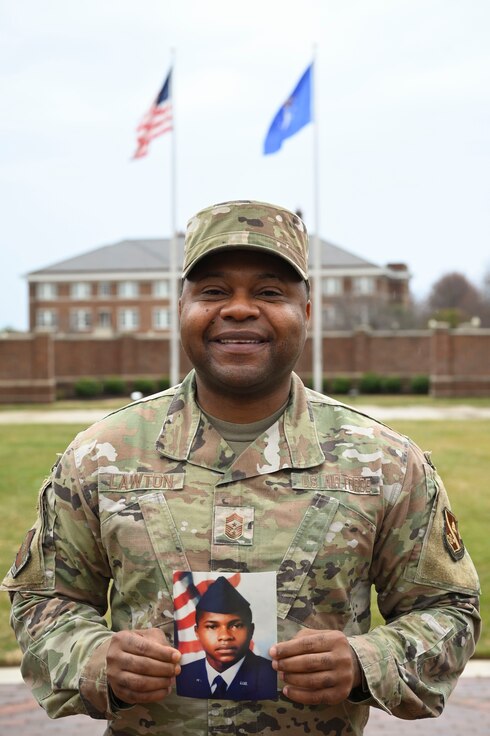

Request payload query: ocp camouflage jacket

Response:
[2,371,480,735]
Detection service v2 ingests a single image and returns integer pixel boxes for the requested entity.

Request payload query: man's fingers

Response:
[116,650,182,678]
[107,629,182,705]
[109,630,181,664]
[139,627,174,647]
[112,683,172,705]
[282,683,351,706]
[271,631,336,660]
[115,670,175,695]
[282,670,337,689]
[270,630,358,706]
[273,651,333,674]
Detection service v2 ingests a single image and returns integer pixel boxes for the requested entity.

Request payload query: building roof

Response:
[28,237,386,276]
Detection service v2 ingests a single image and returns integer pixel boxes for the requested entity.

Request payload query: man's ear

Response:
[305,299,312,324]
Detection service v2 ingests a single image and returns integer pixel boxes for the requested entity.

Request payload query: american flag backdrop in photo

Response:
[173,571,242,664]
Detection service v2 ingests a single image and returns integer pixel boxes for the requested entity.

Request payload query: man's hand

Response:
[269,629,361,705]
[106,628,181,705]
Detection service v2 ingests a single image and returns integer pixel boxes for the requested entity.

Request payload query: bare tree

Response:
[478,269,490,327]
[427,272,483,325]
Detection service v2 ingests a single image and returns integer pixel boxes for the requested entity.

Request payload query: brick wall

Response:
[430,327,490,396]
[0,333,55,402]
[0,327,489,401]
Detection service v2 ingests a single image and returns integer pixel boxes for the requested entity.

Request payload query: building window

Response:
[322,277,343,296]
[36,282,57,300]
[98,281,112,297]
[353,276,375,295]
[98,310,112,329]
[118,308,139,331]
[153,280,170,298]
[322,305,337,327]
[70,282,92,299]
[70,309,92,332]
[153,308,170,330]
[35,309,58,329]
[118,281,139,298]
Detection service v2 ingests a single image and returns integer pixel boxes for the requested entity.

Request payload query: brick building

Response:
[27,237,410,335]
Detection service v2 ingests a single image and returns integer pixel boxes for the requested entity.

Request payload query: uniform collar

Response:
[155,370,324,476]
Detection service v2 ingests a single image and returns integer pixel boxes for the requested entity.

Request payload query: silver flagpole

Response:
[312,47,323,393]
[169,48,180,387]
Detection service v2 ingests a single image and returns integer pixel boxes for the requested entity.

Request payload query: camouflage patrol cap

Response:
[182,200,309,281]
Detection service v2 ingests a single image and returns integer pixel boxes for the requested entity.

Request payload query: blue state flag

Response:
[263,63,313,155]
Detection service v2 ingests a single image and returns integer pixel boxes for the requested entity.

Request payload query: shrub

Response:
[359,372,382,394]
[132,378,157,396]
[302,375,314,389]
[322,377,329,394]
[103,377,127,396]
[74,377,103,399]
[411,374,430,394]
[331,376,351,394]
[381,375,402,394]
[157,376,171,391]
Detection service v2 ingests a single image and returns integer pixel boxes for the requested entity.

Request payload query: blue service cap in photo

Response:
[196,576,251,615]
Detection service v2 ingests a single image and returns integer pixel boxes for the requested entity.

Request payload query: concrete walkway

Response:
[1,405,490,424]
[1,661,489,735]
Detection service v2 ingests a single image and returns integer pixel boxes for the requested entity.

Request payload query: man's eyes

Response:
[198,287,283,298]
[258,289,282,297]
[201,287,226,296]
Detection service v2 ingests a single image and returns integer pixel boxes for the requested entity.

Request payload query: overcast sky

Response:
[1,0,489,330]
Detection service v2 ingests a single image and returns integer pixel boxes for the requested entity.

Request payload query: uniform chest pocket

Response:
[276,493,339,619]
[276,490,376,629]
[100,489,189,596]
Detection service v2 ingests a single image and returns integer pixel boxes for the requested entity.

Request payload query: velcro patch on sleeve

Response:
[406,469,480,594]
[443,507,465,561]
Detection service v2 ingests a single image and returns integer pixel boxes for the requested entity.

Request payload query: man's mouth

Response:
[216,339,263,344]
[211,331,268,345]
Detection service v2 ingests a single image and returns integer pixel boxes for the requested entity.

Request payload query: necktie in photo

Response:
[212,674,228,697]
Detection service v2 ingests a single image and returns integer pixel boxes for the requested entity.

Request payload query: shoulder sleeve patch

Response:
[10,528,36,578]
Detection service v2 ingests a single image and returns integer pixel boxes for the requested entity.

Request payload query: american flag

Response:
[173,571,242,664]
[133,68,173,159]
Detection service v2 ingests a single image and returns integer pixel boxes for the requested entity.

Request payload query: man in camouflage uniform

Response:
[2,200,480,735]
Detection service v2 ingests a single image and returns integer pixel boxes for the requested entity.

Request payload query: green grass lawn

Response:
[5,393,487,410]
[0,419,488,664]
[368,419,489,657]
[1,394,490,412]
[0,424,88,664]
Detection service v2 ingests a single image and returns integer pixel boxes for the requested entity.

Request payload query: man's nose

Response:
[218,627,233,640]
[219,292,260,320]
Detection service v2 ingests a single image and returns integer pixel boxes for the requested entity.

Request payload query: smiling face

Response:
[194,611,254,672]
[179,249,311,420]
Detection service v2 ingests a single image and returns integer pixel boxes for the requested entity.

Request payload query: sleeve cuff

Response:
[347,647,371,704]
[108,684,134,712]
[348,634,401,714]
[79,636,117,718]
